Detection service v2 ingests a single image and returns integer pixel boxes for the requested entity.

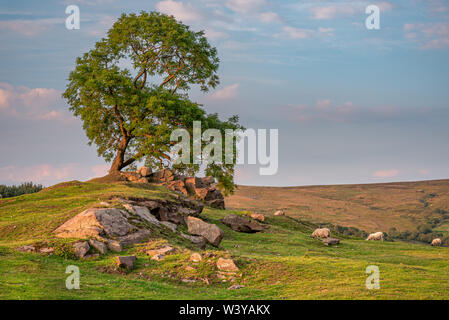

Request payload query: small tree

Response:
[63,12,241,193]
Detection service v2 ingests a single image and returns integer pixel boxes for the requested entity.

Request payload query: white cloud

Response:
[156,0,204,22]
[404,22,449,49]
[225,0,267,14]
[0,82,75,123]
[372,169,399,178]
[285,99,357,122]
[0,163,110,186]
[0,18,63,36]
[279,26,313,39]
[258,12,282,23]
[209,83,239,100]
[205,29,229,40]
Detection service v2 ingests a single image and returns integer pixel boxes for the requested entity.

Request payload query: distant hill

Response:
[226,179,449,234]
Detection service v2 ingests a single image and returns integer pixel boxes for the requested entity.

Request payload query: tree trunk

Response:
[109,137,129,173]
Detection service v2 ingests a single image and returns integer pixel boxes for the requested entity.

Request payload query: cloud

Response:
[258,12,282,24]
[209,83,239,100]
[307,1,392,20]
[0,82,75,123]
[372,169,399,178]
[225,0,268,14]
[0,18,63,36]
[404,22,449,49]
[205,29,229,40]
[0,163,110,185]
[156,0,204,22]
[91,164,110,177]
[285,99,357,122]
[278,26,314,39]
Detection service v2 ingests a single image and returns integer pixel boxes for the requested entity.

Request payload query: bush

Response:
[0,182,43,198]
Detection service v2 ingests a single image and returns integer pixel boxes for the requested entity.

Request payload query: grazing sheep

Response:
[366,232,384,241]
[431,238,442,246]
[311,228,331,238]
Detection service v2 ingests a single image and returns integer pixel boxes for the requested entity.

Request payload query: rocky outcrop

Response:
[180,232,207,249]
[186,216,224,247]
[222,214,264,233]
[54,208,133,239]
[120,168,225,209]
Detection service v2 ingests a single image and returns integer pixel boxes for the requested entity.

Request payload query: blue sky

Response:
[0,0,448,186]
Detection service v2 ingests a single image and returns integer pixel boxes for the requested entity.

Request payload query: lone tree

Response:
[63,11,241,193]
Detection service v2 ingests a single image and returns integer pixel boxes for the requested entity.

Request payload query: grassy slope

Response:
[1,181,449,300]
[225,180,449,232]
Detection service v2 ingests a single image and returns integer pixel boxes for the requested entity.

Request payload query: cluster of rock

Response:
[51,196,217,258]
[121,167,225,209]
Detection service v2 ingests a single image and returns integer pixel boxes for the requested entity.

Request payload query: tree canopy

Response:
[63,11,241,193]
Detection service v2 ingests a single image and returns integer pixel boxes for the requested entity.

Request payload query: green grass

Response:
[1,181,449,300]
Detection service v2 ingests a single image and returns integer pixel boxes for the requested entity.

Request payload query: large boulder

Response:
[54,208,132,239]
[221,214,263,233]
[116,256,136,270]
[186,216,224,247]
[73,241,90,258]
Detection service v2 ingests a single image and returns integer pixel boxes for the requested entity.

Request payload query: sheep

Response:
[311,228,331,238]
[431,238,442,246]
[366,232,384,241]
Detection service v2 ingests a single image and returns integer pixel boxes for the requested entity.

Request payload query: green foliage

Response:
[0,182,43,198]
[63,11,241,193]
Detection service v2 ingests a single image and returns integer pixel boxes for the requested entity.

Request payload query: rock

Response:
[122,204,160,227]
[186,216,224,247]
[138,166,152,177]
[54,208,132,239]
[107,240,123,252]
[39,247,54,254]
[83,253,100,259]
[228,284,244,290]
[155,207,185,225]
[17,245,35,252]
[151,254,165,261]
[274,210,285,216]
[184,177,196,195]
[161,221,177,232]
[137,177,149,183]
[322,237,340,246]
[146,245,174,256]
[195,176,215,188]
[122,172,141,182]
[118,229,151,246]
[150,169,174,183]
[185,265,195,271]
[99,201,110,206]
[116,256,136,269]
[180,232,207,249]
[166,180,188,196]
[73,241,90,258]
[250,213,265,222]
[189,252,202,262]
[222,214,263,233]
[217,258,239,272]
[89,239,108,254]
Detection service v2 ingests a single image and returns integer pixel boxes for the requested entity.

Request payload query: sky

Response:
[0,0,448,187]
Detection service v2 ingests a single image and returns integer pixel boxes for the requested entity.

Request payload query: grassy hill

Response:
[225,180,449,235]
[1,181,449,299]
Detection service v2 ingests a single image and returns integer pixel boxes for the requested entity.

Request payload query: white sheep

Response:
[431,238,442,246]
[366,232,384,241]
[311,228,331,238]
